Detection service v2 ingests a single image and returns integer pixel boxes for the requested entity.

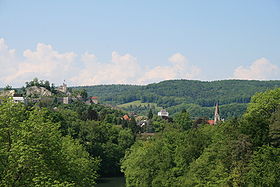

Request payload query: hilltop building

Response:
[0,81,98,107]
[56,83,67,93]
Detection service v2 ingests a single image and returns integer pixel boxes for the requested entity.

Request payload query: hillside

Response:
[73,79,280,118]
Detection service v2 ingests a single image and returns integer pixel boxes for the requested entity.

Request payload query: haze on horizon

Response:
[0,0,280,87]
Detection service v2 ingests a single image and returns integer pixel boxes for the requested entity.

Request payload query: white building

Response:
[63,97,69,104]
[158,109,169,117]
[12,97,26,104]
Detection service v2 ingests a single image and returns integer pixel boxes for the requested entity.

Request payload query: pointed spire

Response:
[214,102,220,125]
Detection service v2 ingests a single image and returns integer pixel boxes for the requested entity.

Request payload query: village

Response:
[0,79,223,136]
[0,81,98,105]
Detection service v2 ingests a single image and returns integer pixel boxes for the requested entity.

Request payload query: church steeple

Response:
[214,103,220,124]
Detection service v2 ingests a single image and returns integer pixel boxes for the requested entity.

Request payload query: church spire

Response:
[214,103,220,124]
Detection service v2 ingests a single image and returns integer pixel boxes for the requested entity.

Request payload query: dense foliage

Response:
[44,101,137,177]
[121,87,280,186]
[76,79,280,118]
[25,78,53,90]
[0,100,99,186]
[0,97,136,185]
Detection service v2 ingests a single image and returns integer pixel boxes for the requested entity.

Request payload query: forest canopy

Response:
[76,79,280,118]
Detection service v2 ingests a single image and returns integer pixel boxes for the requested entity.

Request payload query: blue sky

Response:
[0,0,280,87]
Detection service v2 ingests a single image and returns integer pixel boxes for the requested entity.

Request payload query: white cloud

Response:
[233,58,280,80]
[137,53,201,84]
[1,40,77,86]
[3,38,280,87]
[71,51,142,85]
[0,38,18,84]
[0,38,202,87]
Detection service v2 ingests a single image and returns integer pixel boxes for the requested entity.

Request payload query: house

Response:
[91,97,98,104]
[137,120,153,133]
[137,120,149,127]
[85,97,98,105]
[12,97,26,104]
[158,109,169,117]
[0,90,26,104]
[122,114,131,121]
[207,120,215,125]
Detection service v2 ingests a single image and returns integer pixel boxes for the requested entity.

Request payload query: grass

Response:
[117,100,162,110]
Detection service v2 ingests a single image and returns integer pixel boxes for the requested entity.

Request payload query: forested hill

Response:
[74,80,280,118]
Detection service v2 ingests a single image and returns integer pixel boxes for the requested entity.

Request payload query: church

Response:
[207,103,221,125]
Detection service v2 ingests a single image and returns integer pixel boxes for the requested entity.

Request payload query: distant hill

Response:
[74,79,280,119]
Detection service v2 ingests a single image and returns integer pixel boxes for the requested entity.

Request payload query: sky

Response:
[0,0,280,87]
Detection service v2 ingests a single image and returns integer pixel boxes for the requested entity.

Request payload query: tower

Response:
[214,103,220,124]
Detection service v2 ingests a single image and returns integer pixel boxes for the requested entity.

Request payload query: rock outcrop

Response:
[0,90,16,97]
[26,86,52,97]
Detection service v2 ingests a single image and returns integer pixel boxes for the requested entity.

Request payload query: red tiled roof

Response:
[207,120,215,125]
[122,115,131,121]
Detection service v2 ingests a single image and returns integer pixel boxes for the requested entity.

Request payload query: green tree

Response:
[79,121,134,177]
[3,85,13,90]
[121,126,215,187]
[245,88,280,120]
[269,108,280,147]
[118,128,135,151]
[0,100,99,186]
[173,110,193,130]
[246,145,280,186]
[185,122,252,186]
[128,116,139,134]
[148,109,153,119]
[240,88,280,147]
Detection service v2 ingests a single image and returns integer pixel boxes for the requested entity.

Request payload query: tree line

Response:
[76,79,280,118]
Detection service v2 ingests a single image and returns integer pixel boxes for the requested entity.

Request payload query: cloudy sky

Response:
[0,0,280,87]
